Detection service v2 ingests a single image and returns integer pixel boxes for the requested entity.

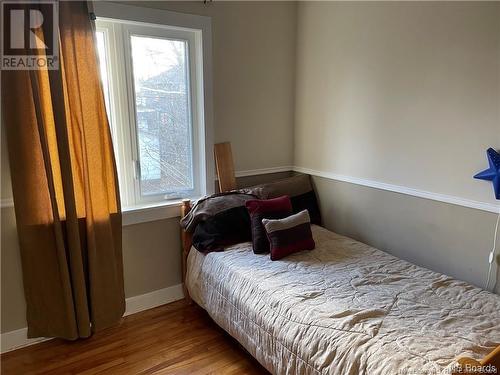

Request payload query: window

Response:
[95,17,209,208]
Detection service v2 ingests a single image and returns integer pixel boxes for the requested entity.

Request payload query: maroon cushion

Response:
[262,210,315,261]
[245,196,292,254]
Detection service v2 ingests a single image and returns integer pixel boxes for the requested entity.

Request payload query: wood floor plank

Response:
[1,300,269,375]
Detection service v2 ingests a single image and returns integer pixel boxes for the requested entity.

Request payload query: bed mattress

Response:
[186,225,500,375]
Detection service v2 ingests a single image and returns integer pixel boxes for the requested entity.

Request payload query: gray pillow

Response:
[243,174,322,225]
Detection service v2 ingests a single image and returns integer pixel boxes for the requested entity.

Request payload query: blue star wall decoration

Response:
[474,148,500,200]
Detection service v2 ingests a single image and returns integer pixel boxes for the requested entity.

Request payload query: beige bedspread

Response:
[186,225,500,375]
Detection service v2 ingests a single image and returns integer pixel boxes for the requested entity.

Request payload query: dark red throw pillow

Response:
[262,210,315,261]
[245,196,292,254]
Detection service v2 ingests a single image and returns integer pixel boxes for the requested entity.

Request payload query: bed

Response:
[180,143,500,375]
[185,223,500,375]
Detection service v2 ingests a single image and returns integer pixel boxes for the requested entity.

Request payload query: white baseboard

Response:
[0,283,184,354]
[229,165,500,214]
[293,166,500,214]
[124,283,184,316]
[0,198,14,208]
[0,329,51,354]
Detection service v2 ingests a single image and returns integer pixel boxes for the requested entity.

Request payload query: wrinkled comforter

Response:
[186,225,500,375]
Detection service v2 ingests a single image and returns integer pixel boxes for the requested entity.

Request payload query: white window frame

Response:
[92,2,214,219]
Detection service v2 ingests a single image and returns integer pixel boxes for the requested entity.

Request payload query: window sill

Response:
[122,200,187,226]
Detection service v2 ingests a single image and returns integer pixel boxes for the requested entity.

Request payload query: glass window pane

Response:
[95,31,113,132]
[130,35,193,196]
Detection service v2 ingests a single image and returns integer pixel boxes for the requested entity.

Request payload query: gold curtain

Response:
[1,1,125,339]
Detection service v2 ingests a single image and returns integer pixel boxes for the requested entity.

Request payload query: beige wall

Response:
[312,176,500,295]
[295,2,500,205]
[294,2,500,295]
[1,208,25,332]
[127,1,297,172]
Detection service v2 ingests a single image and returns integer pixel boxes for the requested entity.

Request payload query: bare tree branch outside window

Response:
[131,36,193,196]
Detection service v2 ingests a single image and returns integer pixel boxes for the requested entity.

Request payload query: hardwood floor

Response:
[1,300,269,375]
